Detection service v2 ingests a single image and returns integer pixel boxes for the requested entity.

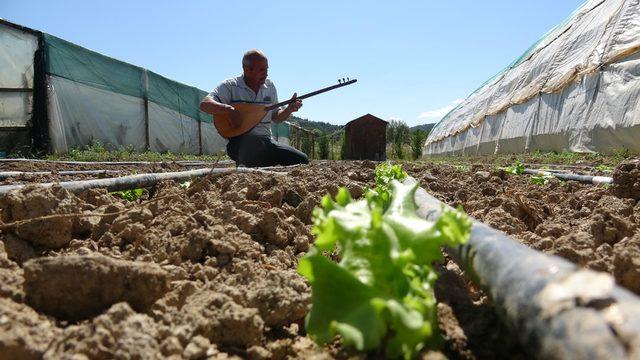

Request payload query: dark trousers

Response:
[226,135,309,168]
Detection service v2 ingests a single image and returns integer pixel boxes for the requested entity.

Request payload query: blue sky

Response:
[3,0,585,127]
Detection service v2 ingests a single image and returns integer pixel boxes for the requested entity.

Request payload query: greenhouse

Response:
[424,0,640,156]
[0,19,227,155]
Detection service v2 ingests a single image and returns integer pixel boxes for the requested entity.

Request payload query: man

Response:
[200,50,309,167]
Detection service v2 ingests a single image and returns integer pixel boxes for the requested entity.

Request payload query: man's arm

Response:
[272,93,303,123]
[199,96,235,115]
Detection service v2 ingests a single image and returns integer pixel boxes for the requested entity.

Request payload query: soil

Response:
[0,158,638,359]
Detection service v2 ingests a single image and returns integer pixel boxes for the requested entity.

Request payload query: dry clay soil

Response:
[0,159,639,359]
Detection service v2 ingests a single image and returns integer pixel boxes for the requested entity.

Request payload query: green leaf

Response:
[300,169,471,359]
[504,160,525,175]
[111,188,144,201]
[530,174,554,185]
[298,250,387,349]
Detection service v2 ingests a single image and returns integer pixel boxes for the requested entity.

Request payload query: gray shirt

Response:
[207,75,280,137]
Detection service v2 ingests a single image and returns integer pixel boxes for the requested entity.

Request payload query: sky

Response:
[2,0,585,127]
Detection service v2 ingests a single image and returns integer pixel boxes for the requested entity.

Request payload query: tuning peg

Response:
[342,78,345,83]
[338,79,342,84]
[347,77,350,81]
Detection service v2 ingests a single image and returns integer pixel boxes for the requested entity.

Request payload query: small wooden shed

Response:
[343,114,388,160]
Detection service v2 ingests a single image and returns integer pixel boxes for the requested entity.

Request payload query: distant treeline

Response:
[287,116,434,160]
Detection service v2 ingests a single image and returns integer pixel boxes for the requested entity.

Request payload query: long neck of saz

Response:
[265,79,357,111]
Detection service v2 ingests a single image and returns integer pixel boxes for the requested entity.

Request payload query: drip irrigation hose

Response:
[405,177,640,358]
[0,170,123,179]
[523,163,605,171]
[0,158,234,166]
[524,168,613,185]
[0,167,285,196]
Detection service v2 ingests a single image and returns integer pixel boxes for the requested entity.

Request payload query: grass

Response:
[43,140,227,162]
[424,149,633,169]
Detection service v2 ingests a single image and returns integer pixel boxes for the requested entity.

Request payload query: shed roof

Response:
[345,114,388,128]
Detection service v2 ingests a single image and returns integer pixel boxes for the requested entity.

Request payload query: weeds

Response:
[45,139,226,162]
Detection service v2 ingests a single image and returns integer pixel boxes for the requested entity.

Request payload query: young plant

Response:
[111,188,144,201]
[364,162,408,210]
[504,160,525,175]
[299,168,471,359]
[530,174,554,185]
[594,164,612,172]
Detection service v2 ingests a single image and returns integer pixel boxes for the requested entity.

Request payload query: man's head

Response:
[242,49,268,88]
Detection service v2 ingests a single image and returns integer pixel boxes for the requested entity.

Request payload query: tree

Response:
[411,129,427,160]
[318,131,330,160]
[387,120,410,159]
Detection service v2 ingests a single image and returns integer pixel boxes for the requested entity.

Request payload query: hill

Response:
[288,116,435,137]
[410,123,435,134]
[286,116,342,135]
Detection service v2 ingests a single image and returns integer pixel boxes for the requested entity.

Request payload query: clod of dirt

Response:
[612,159,640,201]
[0,240,23,302]
[0,297,61,360]
[168,290,265,347]
[44,302,168,359]
[23,253,169,321]
[613,234,640,294]
[212,263,311,327]
[1,233,37,265]
[0,185,93,249]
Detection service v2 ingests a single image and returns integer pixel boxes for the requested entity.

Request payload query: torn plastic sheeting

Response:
[405,177,640,358]
[0,167,286,196]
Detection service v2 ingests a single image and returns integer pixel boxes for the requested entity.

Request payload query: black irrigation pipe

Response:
[523,168,613,185]
[0,167,285,196]
[406,177,640,359]
[0,170,124,179]
[0,158,235,166]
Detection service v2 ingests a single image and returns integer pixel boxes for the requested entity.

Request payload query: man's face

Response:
[244,59,269,87]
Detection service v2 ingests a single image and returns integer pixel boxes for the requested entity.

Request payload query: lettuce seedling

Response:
[364,162,408,211]
[504,160,525,175]
[299,180,471,359]
[530,174,554,185]
[110,188,144,201]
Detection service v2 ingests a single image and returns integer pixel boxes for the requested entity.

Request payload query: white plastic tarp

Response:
[0,23,37,89]
[0,92,32,127]
[47,75,146,153]
[148,102,199,154]
[0,22,37,129]
[200,122,227,155]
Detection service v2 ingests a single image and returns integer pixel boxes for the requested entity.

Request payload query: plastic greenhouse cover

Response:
[0,92,32,127]
[0,23,38,89]
[424,0,640,155]
[47,75,146,153]
[148,101,201,154]
[201,121,227,154]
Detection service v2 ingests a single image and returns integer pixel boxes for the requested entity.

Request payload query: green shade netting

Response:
[43,33,213,123]
[147,71,212,123]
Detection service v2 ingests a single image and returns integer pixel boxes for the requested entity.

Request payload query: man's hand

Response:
[273,93,303,122]
[286,93,303,113]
